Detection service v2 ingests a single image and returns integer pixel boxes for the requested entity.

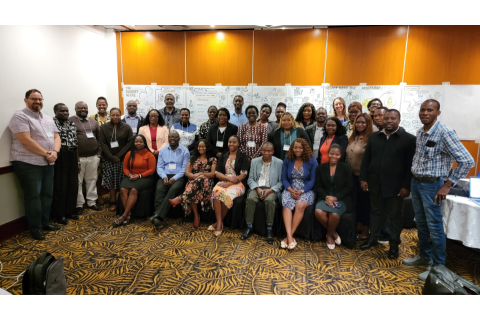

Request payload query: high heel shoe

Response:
[327,243,335,250]
[213,227,223,237]
[123,214,131,226]
[280,240,287,249]
[334,232,341,245]
[112,216,125,227]
[169,198,179,208]
[193,220,200,228]
[208,224,215,231]
[287,239,297,250]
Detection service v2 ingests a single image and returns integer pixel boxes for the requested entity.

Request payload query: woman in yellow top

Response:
[90,96,111,126]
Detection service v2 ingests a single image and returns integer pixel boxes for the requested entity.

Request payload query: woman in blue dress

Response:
[281,138,318,250]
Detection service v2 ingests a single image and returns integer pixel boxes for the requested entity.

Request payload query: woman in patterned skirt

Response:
[210,136,250,237]
[98,108,133,211]
[281,138,318,250]
[238,105,268,161]
[169,139,217,228]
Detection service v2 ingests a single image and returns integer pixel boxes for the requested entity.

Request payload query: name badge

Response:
[46,132,54,138]
[283,144,290,151]
[313,142,320,149]
[132,128,137,134]
[216,141,224,147]
[247,141,255,148]
[86,131,95,139]
[169,163,177,170]
[110,141,119,148]
[258,179,266,187]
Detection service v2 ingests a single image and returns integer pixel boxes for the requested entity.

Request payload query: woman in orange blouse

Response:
[113,134,156,226]
[138,109,169,156]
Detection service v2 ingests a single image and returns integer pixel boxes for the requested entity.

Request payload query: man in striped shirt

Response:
[403,99,474,280]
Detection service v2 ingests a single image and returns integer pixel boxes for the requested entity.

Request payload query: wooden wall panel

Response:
[404,26,480,85]
[115,32,123,113]
[120,32,185,85]
[458,140,479,178]
[253,29,327,86]
[325,26,408,86]
[186,30,253,86]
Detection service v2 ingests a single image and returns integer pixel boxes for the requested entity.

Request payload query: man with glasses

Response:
[8,89,62,240]
[159,93,181,129]
[69,101,102,214]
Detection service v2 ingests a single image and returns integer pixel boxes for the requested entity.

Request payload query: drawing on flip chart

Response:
[400,85,443,134]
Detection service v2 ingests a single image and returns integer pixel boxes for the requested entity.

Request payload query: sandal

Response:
[280,240,288,249]
[208,224,215,231]
[109,202,117,212]
[334,232,341,245]
[123,214,131,225]
[112,216,125,227]
[213,226,223,237]
[287,239,297,250]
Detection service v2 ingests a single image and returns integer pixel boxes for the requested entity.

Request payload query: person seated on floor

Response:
[281,138,318,250]
[169,139,217,228]
[209,135,250,237]
[314,143,353,250]
[241,142,284,244]
[151,131,190,230]
[113,134,156,227]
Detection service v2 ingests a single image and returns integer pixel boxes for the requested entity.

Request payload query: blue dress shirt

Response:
[157,144,190,181]
[229,110,248,127]
[124,114,142,135]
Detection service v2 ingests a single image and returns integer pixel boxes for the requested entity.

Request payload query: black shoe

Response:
[76,207,83,215]
[43,224,61,231]
[152,217,164,229]
[67,215,79,220]
[379,232,391,244]
[388,245,399,259]
[31,230,45,240]
[360,239,379,250]
[403,255,433,267]
[240,227,253,240]
[88,205,100,211]
[57,217,68,225]
[266,230,274,244]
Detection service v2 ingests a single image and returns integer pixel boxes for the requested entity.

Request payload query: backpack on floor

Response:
[422,264,480,295]
[22,252,66,295]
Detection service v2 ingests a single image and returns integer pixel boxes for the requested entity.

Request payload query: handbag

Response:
[422,264,480,295]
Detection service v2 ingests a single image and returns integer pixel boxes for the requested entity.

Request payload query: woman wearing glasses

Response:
[138,109,169,157]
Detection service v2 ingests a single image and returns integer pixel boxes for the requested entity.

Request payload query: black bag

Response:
[22,252,67,295]
[423,265,480,295]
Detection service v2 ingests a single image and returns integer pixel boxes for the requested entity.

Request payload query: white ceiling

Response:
[98,25,328,31]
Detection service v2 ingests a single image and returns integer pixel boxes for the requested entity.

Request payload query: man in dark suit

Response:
[122,100,144,136]
[359,109,416,259]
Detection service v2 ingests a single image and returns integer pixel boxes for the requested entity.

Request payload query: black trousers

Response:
[369,192,404,246]
[153,174,186,220]
[352,174,370,226]
[51,147,79,219]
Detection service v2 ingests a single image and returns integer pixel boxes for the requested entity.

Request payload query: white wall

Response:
[0,25,118,226]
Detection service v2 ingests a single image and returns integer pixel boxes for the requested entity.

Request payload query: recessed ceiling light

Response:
[282,27,285,30]
[211,25,215,27]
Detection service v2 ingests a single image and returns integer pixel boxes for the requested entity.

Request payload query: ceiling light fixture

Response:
[211,25,215,27]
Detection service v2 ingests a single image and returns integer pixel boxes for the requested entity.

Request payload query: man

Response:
[241,143,284,244]
[305,107,327,159]
[197,105,218,140]
[51,103,80,224]
[122,100,144,135]
[151,131,190,229]
[367,98,383,118]
[8,89,61,240]
[229,95,248,127]
[69,101,102,214]
[360,109,416,259]
[373,106,388,130]
[159,93,180,129]
[403,99,474,280]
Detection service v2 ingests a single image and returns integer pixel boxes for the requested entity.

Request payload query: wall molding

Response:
[0,165,13,175]
[0,216,27,243]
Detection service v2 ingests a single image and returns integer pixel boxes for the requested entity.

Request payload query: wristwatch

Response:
[139,174,142,179]
[53,150,59,153]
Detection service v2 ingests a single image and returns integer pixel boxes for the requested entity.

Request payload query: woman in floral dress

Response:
[169,139,217,228]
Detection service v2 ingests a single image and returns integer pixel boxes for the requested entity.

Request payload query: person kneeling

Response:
[113,134,156,226]
[314,144,353,250]
[241,142,283,244]
[151,131,190,229]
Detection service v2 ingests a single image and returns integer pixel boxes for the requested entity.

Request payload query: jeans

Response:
[12,161,54,232]
[411,177,446,266]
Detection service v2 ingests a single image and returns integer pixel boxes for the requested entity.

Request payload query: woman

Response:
[314,144,353,249]
[258,104,278,135]
[295,103,315,129]
[343,102,362,138]
[268,112,312,161]
[172,108,197,150]
[281,138,318,250]
[113,134,156,226]
[238,105,268,160]
[98,108,133,211]
[138,109,169,156]
[210,136,249,236]
[317,117,348,164]
[206,108,238,158]
[330,97,347,124]
[169,140,217,228]
[275,103,286,124]
[197,105,218,140]
[90,96,110,125]
[346,113,374,240]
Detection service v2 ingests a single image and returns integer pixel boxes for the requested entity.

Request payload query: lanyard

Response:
[282,130,292,145]
[217,126,227,143]
[181,122,191,133]
[76,115,93,133]
[111,127,117,142]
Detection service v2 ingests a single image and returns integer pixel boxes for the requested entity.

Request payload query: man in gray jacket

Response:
[241,142,283,244]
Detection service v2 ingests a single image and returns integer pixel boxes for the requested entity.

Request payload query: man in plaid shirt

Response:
[403,99,474,280]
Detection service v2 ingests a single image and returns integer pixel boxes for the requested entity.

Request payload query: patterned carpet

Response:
[1,201,479,295]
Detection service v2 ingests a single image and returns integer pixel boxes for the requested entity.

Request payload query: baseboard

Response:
[0,216,28,243]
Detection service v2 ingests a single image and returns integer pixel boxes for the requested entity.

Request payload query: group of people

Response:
[9,89,475,280]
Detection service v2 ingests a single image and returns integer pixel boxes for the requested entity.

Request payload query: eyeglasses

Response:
[29,98,44,102]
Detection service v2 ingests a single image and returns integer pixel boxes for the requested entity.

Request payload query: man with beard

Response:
[159,93,181,129]
[121,100,144,135]
[9,89,61,240]
[229,95,248,127]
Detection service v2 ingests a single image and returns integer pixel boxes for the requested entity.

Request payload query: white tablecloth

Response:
[442,195,480,249]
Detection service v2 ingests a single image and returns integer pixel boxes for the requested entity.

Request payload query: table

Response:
[442,195,480,249]
[456,178,470,193]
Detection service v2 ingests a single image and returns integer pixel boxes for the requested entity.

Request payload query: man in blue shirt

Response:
[229,95,248,127]
[403,99,474,280]
[151,131,190,229]
[121,100,144,135]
